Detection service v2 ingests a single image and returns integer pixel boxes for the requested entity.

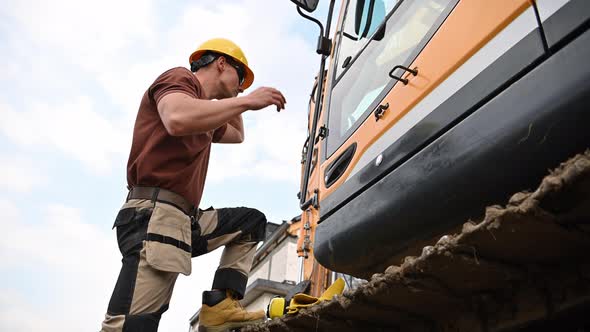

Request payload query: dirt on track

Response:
[244,151,590,332]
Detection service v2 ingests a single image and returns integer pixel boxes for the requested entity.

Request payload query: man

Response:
[101,38,287,332]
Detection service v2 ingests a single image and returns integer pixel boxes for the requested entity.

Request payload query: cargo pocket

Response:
[113,208,136,229]
[113,207,153,256]
[145,202,192,276]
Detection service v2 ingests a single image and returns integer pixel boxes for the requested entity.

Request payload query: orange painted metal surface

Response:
[319,0,531,200]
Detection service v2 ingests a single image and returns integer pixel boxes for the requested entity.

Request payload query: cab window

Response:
[326,0,456,157]
[333,0,399,80]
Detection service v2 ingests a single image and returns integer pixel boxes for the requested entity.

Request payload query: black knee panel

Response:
[215,207,267,242]
[243,208,267,242]
[122,304,169,332]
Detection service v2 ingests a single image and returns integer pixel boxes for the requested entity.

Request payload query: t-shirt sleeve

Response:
[212,124,228,143]
[150,67,200,105]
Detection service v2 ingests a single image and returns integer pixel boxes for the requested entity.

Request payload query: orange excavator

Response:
[253,0,590,330]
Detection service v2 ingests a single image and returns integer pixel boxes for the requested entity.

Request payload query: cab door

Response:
[319,0,459,209]
[317,0,537,219]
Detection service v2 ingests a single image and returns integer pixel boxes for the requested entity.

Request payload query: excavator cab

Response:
[293,0,590,287]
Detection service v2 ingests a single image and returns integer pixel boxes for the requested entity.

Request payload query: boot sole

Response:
[198,318,264,332]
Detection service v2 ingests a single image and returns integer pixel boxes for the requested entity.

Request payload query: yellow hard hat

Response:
[189,38,255,89]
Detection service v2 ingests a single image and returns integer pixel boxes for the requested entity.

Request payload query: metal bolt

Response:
[375,154,383,166]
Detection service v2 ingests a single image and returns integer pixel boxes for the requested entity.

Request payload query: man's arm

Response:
[157,87,286,137]
[157,93,246,136]
[216,115,244,144]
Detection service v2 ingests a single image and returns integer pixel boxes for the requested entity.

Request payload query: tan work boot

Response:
[198,290,265,332]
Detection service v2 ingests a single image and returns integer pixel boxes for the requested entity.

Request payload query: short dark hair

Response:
[190,51,220,72]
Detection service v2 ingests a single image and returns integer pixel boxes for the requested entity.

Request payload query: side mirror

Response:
[290,0,319,13]
[354,0,386,40]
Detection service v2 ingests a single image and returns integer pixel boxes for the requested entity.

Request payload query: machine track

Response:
[245,151,590,332]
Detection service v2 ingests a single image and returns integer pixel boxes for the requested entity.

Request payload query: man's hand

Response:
[243,87,287,112]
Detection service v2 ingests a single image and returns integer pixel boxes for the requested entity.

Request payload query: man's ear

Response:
[216,56,227,73]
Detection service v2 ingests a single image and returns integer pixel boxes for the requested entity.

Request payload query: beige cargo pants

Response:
[100,199,267,332]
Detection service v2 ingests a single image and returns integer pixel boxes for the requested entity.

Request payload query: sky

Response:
[0,0,337,330]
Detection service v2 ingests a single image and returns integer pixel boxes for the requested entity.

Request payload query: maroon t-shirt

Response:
[126,67,227,206]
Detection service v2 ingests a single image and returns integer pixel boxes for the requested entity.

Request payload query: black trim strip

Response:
[541,0,590,51]
[320,25,547,220]
[146,233,192,254]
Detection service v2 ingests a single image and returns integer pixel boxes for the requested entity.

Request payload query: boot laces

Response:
[227,290,244,310]
[232,297,244,310]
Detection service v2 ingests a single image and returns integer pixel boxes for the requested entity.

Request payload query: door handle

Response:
[324,143,357,188]
[388,65,418,85]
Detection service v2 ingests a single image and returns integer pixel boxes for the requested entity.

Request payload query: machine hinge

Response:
[374,103,389,121]
[315,126,329,143]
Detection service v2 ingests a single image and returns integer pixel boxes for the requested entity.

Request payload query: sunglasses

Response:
[226,58,246,86]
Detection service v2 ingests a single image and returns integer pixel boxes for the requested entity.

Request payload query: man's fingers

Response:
[273,89,287,105]
[264,92,283,110]
[270,91,286,109]
[247,87,286,111]
[276,92,286,107]
[275,95,285,110]
[271,96,283,111]
[265,87,286,105]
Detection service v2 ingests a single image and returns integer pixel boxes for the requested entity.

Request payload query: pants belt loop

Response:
[190,206,201,236]
[126,185,133,202]
[151,187,160,206]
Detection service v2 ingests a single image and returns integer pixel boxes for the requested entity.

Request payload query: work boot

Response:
[198,290,265,332]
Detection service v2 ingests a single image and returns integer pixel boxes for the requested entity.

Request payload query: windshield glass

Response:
[333,0,399,80]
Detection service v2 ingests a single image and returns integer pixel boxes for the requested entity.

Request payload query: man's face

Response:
[227,58,246,88]
[219,57,245,98]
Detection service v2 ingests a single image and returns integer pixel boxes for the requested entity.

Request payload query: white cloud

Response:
[0,289,53,331]
[97,61,175,120]
[0,99,130,174]
[0,156,47,193]
[0,200,119,331]
[0,199,20,220]
[3,0,157,71]
[208,111,306,184]
[0,202,114,270]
